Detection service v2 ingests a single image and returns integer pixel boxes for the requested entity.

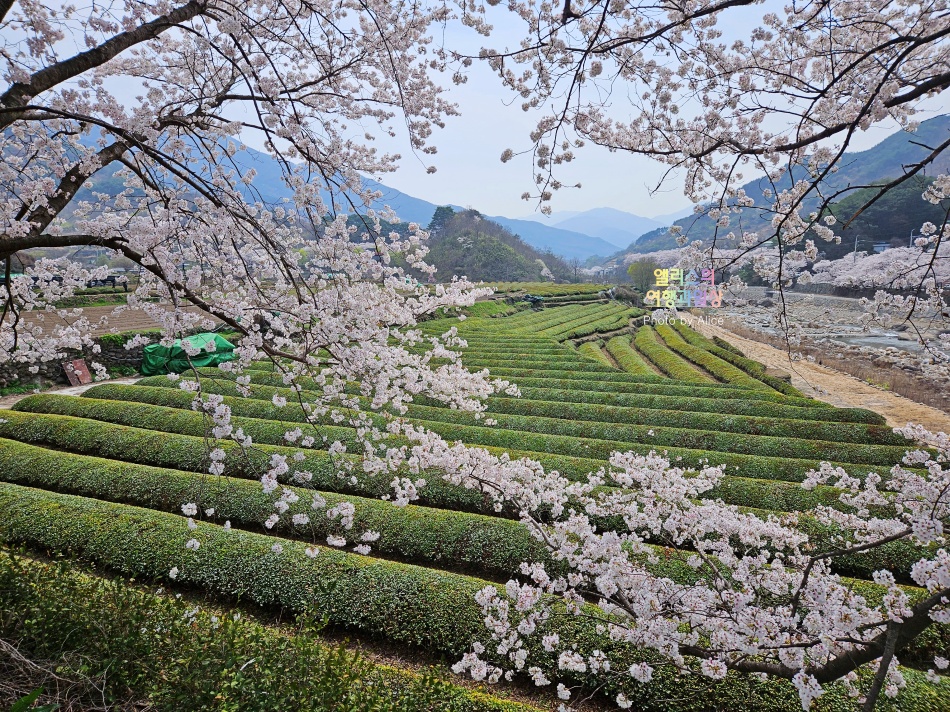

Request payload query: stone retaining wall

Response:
[0,337,148,389]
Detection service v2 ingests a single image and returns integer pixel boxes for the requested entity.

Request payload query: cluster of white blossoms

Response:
[450,429,950,710]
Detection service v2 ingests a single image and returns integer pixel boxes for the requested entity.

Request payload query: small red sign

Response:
[63,359,93,386]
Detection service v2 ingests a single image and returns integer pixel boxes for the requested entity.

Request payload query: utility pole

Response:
[853,232,860,262]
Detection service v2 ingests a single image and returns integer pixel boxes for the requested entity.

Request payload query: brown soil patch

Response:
[13,305,218,338]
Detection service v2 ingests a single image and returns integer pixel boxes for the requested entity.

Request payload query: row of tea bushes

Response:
[401,402,912,466]
[86,386,897,512]
[507,384,875,423]
[474,396,904,446]
[0,438,552,581]
[654,323,775,391]
[465,371,839,407]
[0,552,538,712]
[0,409,499,516]
[481,282,608,296]
[21,386,914,485]
[0,436,930,588]
[224,361,768,398]
[491,303,620,332]
[606,335,661,376]
[459,355,618,374]
[536,292,606,303]
[634,326,714,383]
[670,321,805,397]
[534,303,628,334]
[104,378,903,473]
[2,483,947,711]
[541,308,643,340]
[577,341,614,367]
[74,385,868,511]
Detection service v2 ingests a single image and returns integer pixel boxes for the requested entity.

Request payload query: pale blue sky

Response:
[357,5,950,220]
[72,2,948,221]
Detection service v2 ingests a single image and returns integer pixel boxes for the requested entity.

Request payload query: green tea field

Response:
[1,298,946,711]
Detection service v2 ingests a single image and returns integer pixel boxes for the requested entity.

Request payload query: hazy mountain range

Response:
[623,114,950,257]
[515,208,666,249]
[324,184,671,259]
[68,114,950,262]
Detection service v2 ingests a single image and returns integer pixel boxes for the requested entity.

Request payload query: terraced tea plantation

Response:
[1,299,947,711]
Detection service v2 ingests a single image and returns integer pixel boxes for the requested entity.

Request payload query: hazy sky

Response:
[358,6,950,221]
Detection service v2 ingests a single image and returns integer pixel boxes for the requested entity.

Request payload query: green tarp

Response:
[140,333,236,376]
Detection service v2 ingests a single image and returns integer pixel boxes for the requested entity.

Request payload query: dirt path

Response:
[682,314,950,433]
[0,378,140,410]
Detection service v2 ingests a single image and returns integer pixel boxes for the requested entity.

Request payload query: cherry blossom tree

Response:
[448,427,950,711]
[6,2,950,709]
[0,0,512,413]
[442,5,950,704]
[0,0,521,555]
[0,0,470,350]
[459,0,950,345]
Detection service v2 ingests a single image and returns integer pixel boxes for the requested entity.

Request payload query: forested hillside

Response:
[418,208,575,283]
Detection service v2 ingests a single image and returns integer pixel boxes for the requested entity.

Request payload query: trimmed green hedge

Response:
[712,334,744,355]
[536,293,606,303]
[400,402,911,467]
[69,384,872,511]
[461,345,576,356]
[480,282,608,296]
[0,409,497,516]
[606,335,663,376]
[0,552,538,712]
[473,396,906,446]
[506,303,622,332]
[671,322,805,397]
[0,437,930,584]
[124,372,903,462]
[542,308,642,340]
[536,303,627,334]
[226,361,769,395]
[462,301,522,319]
[460,356,618,373]
[0,438,552,581]
[482,308,602,334]
[115,379,910,469]
[634,326,714,383]
[455,336,565,345]
[509,385,881,424]
[577,341,614,367]
[0,483,502,672]
[0,398,864,517]
[11,391,621,495]
[655,323,774,391]
[18,389,915,485]
[481,368,833,407]
[0,484,947,711]
[44,384,880,511]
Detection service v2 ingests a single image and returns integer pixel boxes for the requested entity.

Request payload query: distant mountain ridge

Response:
[68,115,950,263]
[622,114,950,256]
[487,216,617,259]
[67,145,611,259]
[517,207,669,249]
[216,150,614,258]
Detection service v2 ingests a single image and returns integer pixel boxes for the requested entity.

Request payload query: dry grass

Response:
[0,638,146,711]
